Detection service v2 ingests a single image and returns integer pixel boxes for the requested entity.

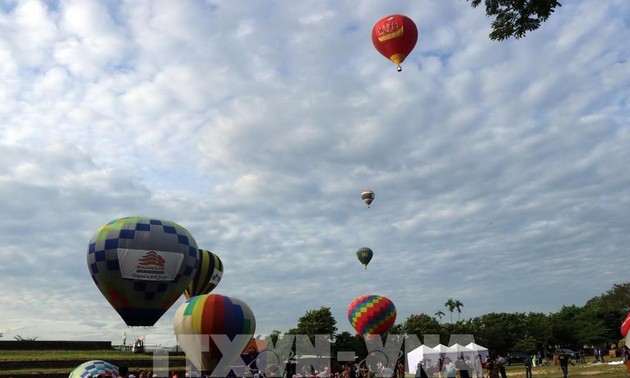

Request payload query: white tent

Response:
[465,342,489,359]
[407,345,440,374]
[449,343,474,356]
[432,344,450,354]
[465,342,489,377]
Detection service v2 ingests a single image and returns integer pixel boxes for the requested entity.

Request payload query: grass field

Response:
[0,350,627,377]
[0,349,186,376]
[482,360,627,378]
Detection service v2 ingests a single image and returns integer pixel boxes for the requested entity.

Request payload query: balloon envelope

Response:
[356,247,374,269]
[621,311,630,337]
[184,249,224,299]
[87,216,199,326]
[173,293,256,374]
[372,14,418,71]
[361,189,375,207]
[68,360,118,378]
[348,295,397,338]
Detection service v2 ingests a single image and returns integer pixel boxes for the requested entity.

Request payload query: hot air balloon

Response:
[356,247,373,269]
[622,311,630,337]
[372,14,418,72]
[87,216,199,327]
[184,249,224,299]
[68,360,118,378]
[347,295,397,339]
[361,189,375,207]
[173,293,256,376]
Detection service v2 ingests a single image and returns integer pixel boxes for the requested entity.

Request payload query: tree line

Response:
[268,282,630,357]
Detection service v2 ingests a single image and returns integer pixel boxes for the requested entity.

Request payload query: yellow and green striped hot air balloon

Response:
[184,249,224,299]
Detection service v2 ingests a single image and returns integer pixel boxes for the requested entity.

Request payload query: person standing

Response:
[557,350,573,378]
[473,354,483,378]
[622,345,630,376]
[118,367,129,378]
[497,356,507,378]
[524,355,532,378]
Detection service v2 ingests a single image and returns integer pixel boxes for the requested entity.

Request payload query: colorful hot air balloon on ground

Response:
[184,249,224,299]
[68,360,118,378]
[356,247,374,269]
[361,189,375,207]
[348,295,397,339]
[173,293,256,375]
[372,14,418,72]
[87,216,199,327]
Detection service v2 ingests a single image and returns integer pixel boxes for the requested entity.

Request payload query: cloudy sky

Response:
[1,0,629,346]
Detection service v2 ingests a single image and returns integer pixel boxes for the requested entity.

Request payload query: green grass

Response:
[498,360,628,378]
[0,349,186,376]
[0,349,166,360]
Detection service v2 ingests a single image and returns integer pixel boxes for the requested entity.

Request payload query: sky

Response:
[0,0,629,346]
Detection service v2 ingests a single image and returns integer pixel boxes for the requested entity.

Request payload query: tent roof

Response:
[432,344,450,353]
[448,343,473,352]
[465,342,488,352]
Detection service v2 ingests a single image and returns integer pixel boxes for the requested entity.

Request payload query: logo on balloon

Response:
[138,251,166,268]
[118,248,185,281]
[375,16,403,41]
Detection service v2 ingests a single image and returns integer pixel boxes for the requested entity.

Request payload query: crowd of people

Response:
[89,367,184,378]
[79,347,630,378]
[285,361,401,378]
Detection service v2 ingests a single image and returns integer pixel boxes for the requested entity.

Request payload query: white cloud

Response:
[0,0,628,343]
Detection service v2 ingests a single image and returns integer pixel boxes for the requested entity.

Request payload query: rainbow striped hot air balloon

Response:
[173,293,256,375]
[347,295,397,338]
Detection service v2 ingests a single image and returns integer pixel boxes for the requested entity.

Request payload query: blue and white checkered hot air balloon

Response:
[68,360,118,378]
[87,216,200,327]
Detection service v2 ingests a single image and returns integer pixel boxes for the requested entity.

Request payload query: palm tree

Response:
[445,298,456,323]
[454,299,464,320]
[434,310,445,323]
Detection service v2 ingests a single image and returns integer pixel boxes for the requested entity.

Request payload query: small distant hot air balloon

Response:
[348,295,397,339]
[372,14,418,72]
[173,293,256,376]
[184,249,224,299]
[356,247,374,269]
[87,216,199,327]
[361,189,375,207]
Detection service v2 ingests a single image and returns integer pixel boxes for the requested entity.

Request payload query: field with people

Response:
[0,349,628,378]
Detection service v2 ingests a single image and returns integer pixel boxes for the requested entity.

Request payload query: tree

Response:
[549,305,582,348]
[454,300,464,321]
[288,306,338,355]
[292,307,338,337]
[333,331,364,359]
[266,330,282,346]
[522,312,552,352]
[402,313,442,339]
[435,311,445,323]
[14,335,38,341]
[469,312,528,354]
[466,0,562,41]
[445,298,457,323]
